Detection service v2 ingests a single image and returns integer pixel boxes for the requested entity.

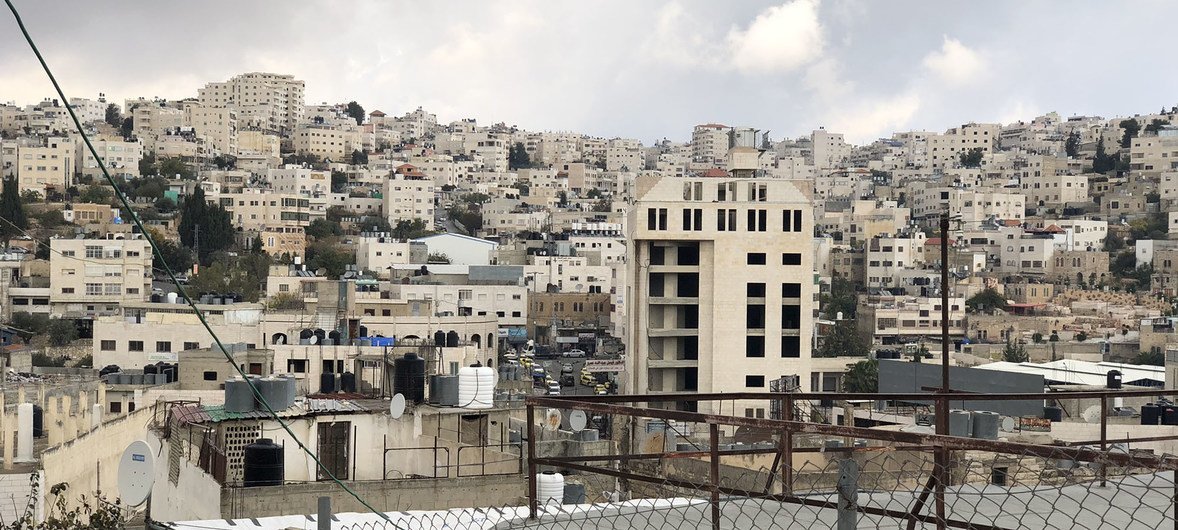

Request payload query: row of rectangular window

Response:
[745,335,802,357]
[648,208,806,233]
[99,340,208,352]
[747,253,803,266]
[747,283,800,298]
[746,305,802,330]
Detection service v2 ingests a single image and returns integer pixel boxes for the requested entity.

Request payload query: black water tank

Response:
[393,352,427,404]
[143,364,158,375]
[446,331,460,348]
[319,372,337,394]
[1142,403,1162,425]
[1163,406,1178,426]
[32,405,42,438]
[1044,406,1063,422]
[340,372,357,393]
[243,438,284,487]
[434,331,446,347]
[1107,370,1122,389]
[98,365,120,377]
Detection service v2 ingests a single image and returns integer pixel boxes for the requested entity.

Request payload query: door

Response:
[317,421,350,480]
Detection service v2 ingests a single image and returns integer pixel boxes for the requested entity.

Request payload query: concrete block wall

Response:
[0,472,42,523]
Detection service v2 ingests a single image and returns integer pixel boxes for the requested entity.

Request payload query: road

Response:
[529,356,615,396]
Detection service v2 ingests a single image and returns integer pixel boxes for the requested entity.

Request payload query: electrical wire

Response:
[0,2,406,527]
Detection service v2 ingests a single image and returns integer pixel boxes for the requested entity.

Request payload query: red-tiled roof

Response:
[369,110,386,117]
[696,123,728,129]
[925,238,943,245]
[701,168,728,178]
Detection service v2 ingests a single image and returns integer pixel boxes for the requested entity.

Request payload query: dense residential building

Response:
[48,234,152,318]
[197,72,305,134]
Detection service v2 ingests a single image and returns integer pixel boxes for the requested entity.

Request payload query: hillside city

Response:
[1,71,1178,527]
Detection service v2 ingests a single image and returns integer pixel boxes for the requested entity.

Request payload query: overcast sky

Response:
[2,1,1176,144]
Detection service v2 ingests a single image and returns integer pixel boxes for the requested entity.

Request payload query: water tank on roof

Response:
[537,472,564,506]
[143,364,158,375]
[1142,403,1161,425]
[255,377,286,411]
[971,411,1000,440]
[948,410,971,437]
[1107,370,1122,389]
[319,372,337,394]
[393,353,426,404]
[1044,406,1063,422]
[457,365,495,409]
[243,438,284,487]
[340,372,357,393]
[166,292,178,304]
[224,378,255,413]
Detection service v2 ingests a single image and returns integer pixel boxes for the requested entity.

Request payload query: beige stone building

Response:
[855,294,967,347]
[197,72,305,134]
[49,234,152,318]
[927,123,999,169]
[382,165,435,225]
[626,175,815,411]
[293,124,360,161]
[93,300,264,366]
[691,124,730,167]
[213,189,316,232]
[16,137,73,195]
[76,137,141,179]
[1050,250,1110,286]
[185,105,238,156]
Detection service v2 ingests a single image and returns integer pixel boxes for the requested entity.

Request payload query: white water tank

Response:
[166,292,178,304]
[457,366,495,409]
[16,404,33,463]
[537,472,565,506]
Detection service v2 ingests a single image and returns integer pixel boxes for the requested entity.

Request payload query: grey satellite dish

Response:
[118,440,155,507]
[1081,405,1101,424]
[569,410,587,432]
[1000,417,1015,432]
[544,409,562,432]
[389,393,406,419]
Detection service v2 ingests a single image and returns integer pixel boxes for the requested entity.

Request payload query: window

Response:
[183,342,200,351]
[717,209,737,231]
[782,283,802,298]
[109,402,122,413]
[747,283,766,298]
[746,336,765,357]
[129,341,144,352]
[155,341,171,352]
[747,305,766,329]
[85,283,102,296]
[782,305,801,330]
[287,359,308,373]
[100,340,116,351]
[61,287,74,294]
[746,209,767,231]
[782,253,802,265]
[511,311,521,318]
[647,208,657,230]
[85,246,101,258]
[782,336,801,358]
[747,253,766,265]
[203,371,218,381]
[745,375,766,388]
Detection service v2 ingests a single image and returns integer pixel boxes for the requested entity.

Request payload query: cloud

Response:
[921,36,985,86]
[641,2,726,69]
[728,0,824,74]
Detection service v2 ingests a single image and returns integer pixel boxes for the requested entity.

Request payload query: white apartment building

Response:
[811,129,850,170]
[1026,219,1108,251]
[268,167,331,196]
[67,97,107,124]
[294,124,360,161]
[817,199,910,245]
[865,234,927,289]
[627,175,815,413]
[1130,132,1178,175]
[77,137,142,179]
[355,234,427,278]
[524,256,612,294]
[212,189,317,232]
[49,235,152,318]
[131,104,185,150]
[927,123,999,170]
[1020,172,1089,206]
[393,283,528,328]
[185,105,238,156]
[197,72,305,134]
[382,166,434,225]
[93,301,264,367]
[691,124,731,166]
[16,137,73,194]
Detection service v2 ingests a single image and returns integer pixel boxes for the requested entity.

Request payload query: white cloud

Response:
[803,57,853,102]
[641,2,726,69]
[921,36,985,86]
[824,93,921,143]
[728,0,825,74]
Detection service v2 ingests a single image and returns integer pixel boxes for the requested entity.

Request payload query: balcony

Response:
[647,296,700,305]
[647,327,699,338]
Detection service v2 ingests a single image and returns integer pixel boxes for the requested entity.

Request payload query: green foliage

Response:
[157,157,194,179]
[815,320,870,358]
[586,188,602,199]
[74,354,93,369]
[966,288,1007,313]
[1133,350,1165,366]
[1064,132,1080,158]
[154,196,176,213]
[1002,339,1028,363]
[461,193,490,205]
[0,176,28,242]
[120,116,133,139]
[79,185,112,205]
[1119,118,1140,149]
[558,191,568,207]
[358,215,391,233]
[212,154,237,170]
[350,150,368,166]
[392,218,432,239]
[1147,191,1161,204]
[1049,331,1059,342]
[148,229,194,273]
[441,184,456,192]
[8,312,48,343]
[103,103,121,127]
[32,352,67,367]
[266,292,305,311]
[1103,230,1125,252]
[345,101,365,125]
[1144,118,1168,135]
[306,218,343,239]
[35,209,66,228]
[5,476,127,529]
[178,188,233,265]
[45,319,78,347]
[1031,332,1044,344]
[1111,251,1136,277]
[508,142,532,170]
[1092,138,1117,173]
[331,170,348,193]
[842,359,878,393]
[1076,331,1089,342]
[325,205,350,223]
[511,182,530,197]
[250,235,264,254]
[138,152,156,176]
[592,198,612,212]
[820,276,858,319]
[282,152,324,168]
[958,147,984,168]
[187,252,271,302]
[1129,212,1168,241]
[20,190,41,204]
[306,241,354,279]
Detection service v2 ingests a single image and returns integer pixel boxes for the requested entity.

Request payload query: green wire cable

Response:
[2,1,407,526]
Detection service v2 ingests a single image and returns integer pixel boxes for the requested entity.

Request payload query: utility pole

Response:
[192,222,200,274]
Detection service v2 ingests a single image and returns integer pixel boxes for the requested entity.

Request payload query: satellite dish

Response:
[544,409,562,432]
[118,440,155,507]
[389,394,406,419]
[569,410,587,432]
[316,268,328,276]
[1000,417,1015,432]
[1081,405,1101,424]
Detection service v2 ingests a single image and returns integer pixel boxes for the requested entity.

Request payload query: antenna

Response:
[389,393,406,419]
[568,410,587,432]
[544,409,562,432]
[118,440,155,507]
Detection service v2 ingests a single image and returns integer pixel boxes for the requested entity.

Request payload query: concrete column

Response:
[36,384,45,410]
[15,404,33,463]
[90,404,102,430]
[61,395,76,443]
[2,415,12,470]
[97,385,106,416]
[77,391,89,434]
[46,397,60,447]
[16,388,25,408]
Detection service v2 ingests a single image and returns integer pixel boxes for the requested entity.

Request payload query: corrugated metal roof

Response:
[171,399,372,425]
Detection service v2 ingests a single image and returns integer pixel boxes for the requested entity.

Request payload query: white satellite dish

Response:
[118,440,155,507]
[569,410,588,432]
[544,409,562,432]
[389,394,406,419]
[1081,405,1101,424]
[1000,417,1015,432]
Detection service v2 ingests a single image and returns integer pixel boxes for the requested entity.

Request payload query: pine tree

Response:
[0,176,27,243]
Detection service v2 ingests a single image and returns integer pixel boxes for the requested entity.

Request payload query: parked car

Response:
[547,382,561,395]
[563,349,587,358]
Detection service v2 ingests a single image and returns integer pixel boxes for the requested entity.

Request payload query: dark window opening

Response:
[649,245,665,266]
[782,253,802,265]
[782,283,802,298]
[676,273,700,297]
[782,304,801,330]
[649,273,665,297]
[746,375,765,388]
[677,243,700,266]
[747,304,766,329]
[746,335,765,357]
[203,371,218,381]
[747,253,767,265]
[747,283,766,298]
[782,336,801,358]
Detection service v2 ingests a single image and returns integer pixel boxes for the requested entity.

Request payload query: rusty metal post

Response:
[527,404,538,519]
[1099,396,1107,487]
[784,395,794,495]
[935,214,951,530]
[710,423,721,530]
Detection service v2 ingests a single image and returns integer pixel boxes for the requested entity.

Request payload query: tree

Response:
[250,235,264,254]
[1103,231,1126,252]
[7,477,126,529]
[1133,350,1165,366]
[104,103,121,127]
[157,157,193,179]
[178,188,233,265]
[1129,212,1168,241]
[79,185,112,204]
[187,252,271,302]
[1002,339,1028,363]
[1031,332,1044,344]
[139,152,157,176]
[1092,138,1117,173]
[1076,331,1089,342]
[306,241,354,278]
[391,219,431,239]
[331,170,348,193]
[0,176,27,243]
[306,218,343,239]
[586,188,602,199]
[843,359,878,393]
[358,215,391,233]
[345,101,365,125]
[959,147,984,168]
[966,288,1007,313]
[120,116,134,139]
[1147,191,1161,204]
[1119,118,1141,148]
[20,190,41,204]
[350,150,368,166]
[212,154,237,170]
[266,292,305,311]
[34,209,66,228]
[508,142,532,170]
[1065,132,1080,158]
[1145,118,1168,135]
[815,321,870,358]
[819,276,858,319]
[8,312,48,343]
[154,196,176,213]
[45,319,78,347]
[151,234,194,273]
[557,191,568,207]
